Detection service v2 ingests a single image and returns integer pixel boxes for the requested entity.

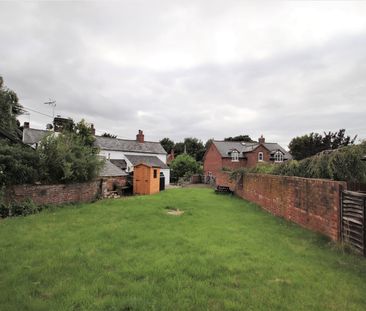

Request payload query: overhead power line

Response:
[22,106,53,118]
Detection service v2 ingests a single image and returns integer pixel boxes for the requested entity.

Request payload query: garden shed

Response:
[133,163,160,195]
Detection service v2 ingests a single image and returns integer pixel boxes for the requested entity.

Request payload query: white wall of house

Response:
[161,169,170,187]
[99,149,170,185]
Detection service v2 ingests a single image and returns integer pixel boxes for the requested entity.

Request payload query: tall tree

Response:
[183,137,206,162]
[160,137,174,153]
[0,76,24,138]
[224,134,254,142]
[289,129,357,160]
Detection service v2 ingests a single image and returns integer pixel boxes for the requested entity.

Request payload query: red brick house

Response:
[203,135,291,180]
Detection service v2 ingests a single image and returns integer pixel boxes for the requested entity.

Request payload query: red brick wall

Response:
[214,171,237,189]
[103,176,127,192]
[203,143,223,175]
[5,180,101,205]
[222,158,247,170]
[217,172,346,241]
[238,174,346,241]
[246,145,270,167]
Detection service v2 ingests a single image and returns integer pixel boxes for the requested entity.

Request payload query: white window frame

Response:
[231,150,239,162]
[274,151,284,163]
[258,152,264,162]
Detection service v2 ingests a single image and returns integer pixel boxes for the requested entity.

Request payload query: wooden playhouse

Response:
[133,163,161,195]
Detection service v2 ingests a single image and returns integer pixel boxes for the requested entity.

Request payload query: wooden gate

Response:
[341,190,366,255]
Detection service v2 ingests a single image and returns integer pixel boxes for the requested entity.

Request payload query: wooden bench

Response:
[215,185,234,195]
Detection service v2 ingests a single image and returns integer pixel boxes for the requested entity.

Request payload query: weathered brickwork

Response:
[218,172,346,241]
[5,180,102,205]
[102,176,127,192]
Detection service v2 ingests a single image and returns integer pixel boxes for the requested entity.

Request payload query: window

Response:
[258,152,264,162]
[274,151,284,163]
[153,169,157,178]
[231,150,239,162]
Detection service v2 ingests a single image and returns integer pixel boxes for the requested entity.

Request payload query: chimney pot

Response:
[23,122,30,129]
[258,134,265,144]
[136,129,144,143]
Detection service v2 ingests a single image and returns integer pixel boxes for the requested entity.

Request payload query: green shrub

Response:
[37,129,103,184]
[0,140,42,185]
[250,162,276,174]
[170,154,202,181]
[8,200,39,217]
[273,142,366,183]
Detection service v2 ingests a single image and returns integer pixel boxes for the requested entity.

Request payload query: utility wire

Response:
[22,106,54,118]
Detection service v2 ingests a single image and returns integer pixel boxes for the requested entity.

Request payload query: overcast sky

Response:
[1,1,366,147]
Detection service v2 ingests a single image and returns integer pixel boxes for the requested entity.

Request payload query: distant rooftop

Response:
[95,136,167,155]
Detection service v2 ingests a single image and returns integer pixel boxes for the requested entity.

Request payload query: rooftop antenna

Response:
[44,99,56,118]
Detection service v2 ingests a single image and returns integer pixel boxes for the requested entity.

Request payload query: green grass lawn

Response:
[1,188,366,311]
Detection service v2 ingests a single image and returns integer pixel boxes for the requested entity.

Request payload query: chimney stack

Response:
[90,124,95,135]
[258,134,265,144]
[136,129,144,143]
[23,122,30,129]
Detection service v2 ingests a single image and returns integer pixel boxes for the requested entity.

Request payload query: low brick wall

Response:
[215,172,346,241]
[5,180,102,205]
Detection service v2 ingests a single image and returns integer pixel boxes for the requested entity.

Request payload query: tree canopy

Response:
[289,129,357,160]
[0,76,24,138]
[160,137,174,153]
[224,134,254,142]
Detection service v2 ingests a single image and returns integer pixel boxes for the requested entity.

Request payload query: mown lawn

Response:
[1,188,366,311]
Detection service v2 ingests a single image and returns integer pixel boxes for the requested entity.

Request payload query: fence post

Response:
[364,197,366,256]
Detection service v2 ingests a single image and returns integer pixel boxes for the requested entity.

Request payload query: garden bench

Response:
[215,185,234,195]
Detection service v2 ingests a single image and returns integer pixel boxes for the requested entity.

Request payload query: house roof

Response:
[110,159,127,170]
[125,154,169,169]
[94,136,167,154]
[99,160,128,177]
[23,128,49,145]
[212,140,292,160]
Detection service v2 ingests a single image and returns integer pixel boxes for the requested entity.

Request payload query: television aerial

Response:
[44,99,56,118]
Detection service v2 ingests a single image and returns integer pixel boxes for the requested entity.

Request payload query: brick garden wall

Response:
[5,180,102,205]
[217,172,346,241]
[102,176,127,192]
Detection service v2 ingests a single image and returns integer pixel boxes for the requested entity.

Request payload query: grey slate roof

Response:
[125,154,169,169]
[94,136,167,154]
[110,159,127,170]
[99,160,128,177]
[23,128,49,145]
[212,141,292,160]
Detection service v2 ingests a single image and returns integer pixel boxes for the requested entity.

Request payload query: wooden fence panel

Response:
[341,190,366,255]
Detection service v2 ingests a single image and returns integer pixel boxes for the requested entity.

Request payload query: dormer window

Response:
[258,152,264,162]
[274,151,284,163]
[231,150,239,162]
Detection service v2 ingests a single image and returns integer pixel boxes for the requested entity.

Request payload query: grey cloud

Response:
[0,1,366,146]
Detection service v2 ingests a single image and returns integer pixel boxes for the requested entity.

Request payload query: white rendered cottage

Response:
[95,130,170,186]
